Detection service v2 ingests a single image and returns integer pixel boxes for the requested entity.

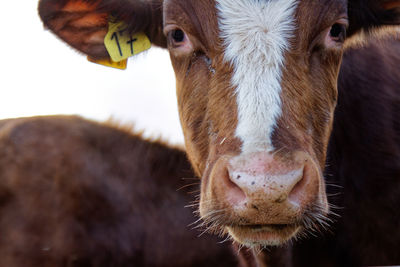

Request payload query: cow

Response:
[37,0,400,266]
[0,115,237,267]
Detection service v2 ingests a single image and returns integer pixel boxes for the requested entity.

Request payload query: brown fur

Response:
[0,115,238,267]
[37,0,400,266]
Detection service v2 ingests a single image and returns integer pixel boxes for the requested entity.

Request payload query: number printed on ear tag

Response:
[104,21,151,62]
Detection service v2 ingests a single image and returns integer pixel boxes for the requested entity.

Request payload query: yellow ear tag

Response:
[87,56,127,70]
[104,21,151,62]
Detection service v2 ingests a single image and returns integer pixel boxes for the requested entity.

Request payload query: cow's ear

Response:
[38,0,166,59]
[348,0,400,36]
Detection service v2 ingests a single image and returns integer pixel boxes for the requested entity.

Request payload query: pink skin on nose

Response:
[229,152,302,178]
[208,151,321,220]
[227,153,305,208]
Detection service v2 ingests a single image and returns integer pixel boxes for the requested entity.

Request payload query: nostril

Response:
[288,165,312,205]
[223,167,246,205]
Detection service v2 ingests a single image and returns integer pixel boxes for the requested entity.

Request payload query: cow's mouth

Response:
[227,223,301,246]
[239,224,292,231]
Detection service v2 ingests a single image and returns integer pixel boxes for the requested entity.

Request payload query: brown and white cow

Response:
[37,0,400,266]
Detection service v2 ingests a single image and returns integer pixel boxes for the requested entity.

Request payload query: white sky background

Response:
[0,1,184,144]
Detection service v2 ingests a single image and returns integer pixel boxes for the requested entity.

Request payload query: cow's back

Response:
[0,116,237,267]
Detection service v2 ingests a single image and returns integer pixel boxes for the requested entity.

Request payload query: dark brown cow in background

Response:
[0,116,237,267]
[37,0,400,266]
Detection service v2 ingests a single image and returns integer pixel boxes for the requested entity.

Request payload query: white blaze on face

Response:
[216,0,298,153]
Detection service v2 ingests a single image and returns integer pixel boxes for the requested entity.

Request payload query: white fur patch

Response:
[216,0,298,153]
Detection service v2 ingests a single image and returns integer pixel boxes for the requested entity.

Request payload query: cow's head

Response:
[39,0,400,247]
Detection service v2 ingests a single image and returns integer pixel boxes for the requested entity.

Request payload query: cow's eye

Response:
[329,23,346,43]
[165,26,193,54]
[323,19,348,49]
[171,29,185,43]
[167,28,188,47]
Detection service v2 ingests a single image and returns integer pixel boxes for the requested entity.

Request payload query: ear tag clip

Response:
[87,56,127,70]
[88,20,151,70]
